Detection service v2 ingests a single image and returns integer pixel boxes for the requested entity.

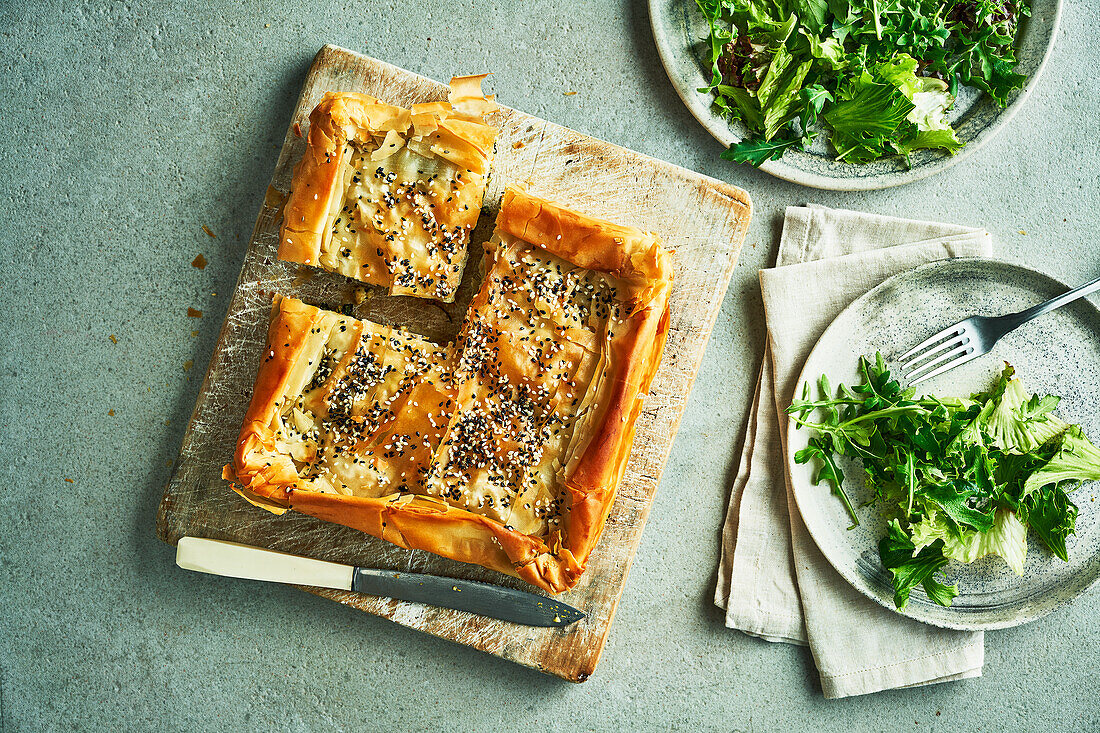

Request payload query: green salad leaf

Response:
[695,0,1031,166]
[911,505,1028,574]
[880,520,959,609]
[796,436,859,528]
[722,137,801,164]
[825,67,916,163]
[788,356,1100,609]
[981,366,1069,454]
[1023,425,1100,496]
[1020,485,1078,561]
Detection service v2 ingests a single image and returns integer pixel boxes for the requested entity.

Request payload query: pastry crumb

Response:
[512,141,525,149]
[192,253,207,269]
[202,225,217,238]
[108,409,115,416]
[563,91,577,96]
[64,478,74,483]
[183,360,194,371]
[1018,229,1027,235]
[109,334,118,344]
[187,308,203,318]
[351,286,368,305]
[191,330,199,337]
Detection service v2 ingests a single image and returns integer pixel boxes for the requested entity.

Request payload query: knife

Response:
[175,536,585,628]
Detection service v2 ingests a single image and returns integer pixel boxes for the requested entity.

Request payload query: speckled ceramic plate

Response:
[648,0,1061,190]
[786,258,1100,629]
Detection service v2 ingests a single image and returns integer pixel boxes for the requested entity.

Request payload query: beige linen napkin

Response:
[715,205,993,698]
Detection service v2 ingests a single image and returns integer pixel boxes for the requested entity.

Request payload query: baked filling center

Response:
[278,78,499,303]
[230,186,674,593]
[266,238,621,541]
[324,142,481,301]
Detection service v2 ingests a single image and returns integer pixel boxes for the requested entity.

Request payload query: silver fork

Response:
[900,273,1100,385]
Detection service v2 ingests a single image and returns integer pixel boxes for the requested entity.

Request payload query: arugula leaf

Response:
[921,481,996,533]
[853,352,905,406]
[1020,394,1062,422]
[879,520,957,609]
[794,0,830,34]
[721,137,800,165]
[901,448,917,517]
[694,0,734,91]
[795,436,859,528]
[800,83,834,132]
[908,423,942,455]
[818,373,839,423]
[921,574,960,607]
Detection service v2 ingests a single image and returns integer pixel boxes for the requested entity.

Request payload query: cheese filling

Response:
[322,136,485,302]
[261,236,626,541]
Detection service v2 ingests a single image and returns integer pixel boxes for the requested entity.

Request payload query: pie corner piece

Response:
[278,75,500,303]
[224,186,674,594]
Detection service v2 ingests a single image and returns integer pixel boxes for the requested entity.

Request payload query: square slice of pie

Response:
[278,76,499,302]
[226,188,673,593]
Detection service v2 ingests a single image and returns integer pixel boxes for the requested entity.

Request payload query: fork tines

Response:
[899,323,978,385]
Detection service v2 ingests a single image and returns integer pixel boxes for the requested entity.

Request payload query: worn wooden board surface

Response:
[156,44,751,682]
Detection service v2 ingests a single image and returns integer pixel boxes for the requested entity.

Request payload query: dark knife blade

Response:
[352,567,585,628]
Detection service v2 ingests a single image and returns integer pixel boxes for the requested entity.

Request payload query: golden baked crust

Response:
[226,188,673,593]
[279,76,499,302]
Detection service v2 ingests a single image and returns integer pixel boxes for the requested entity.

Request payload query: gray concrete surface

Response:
[1,1,1098,730]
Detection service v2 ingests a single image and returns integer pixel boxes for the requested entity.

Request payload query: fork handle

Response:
[995,273,1100,332]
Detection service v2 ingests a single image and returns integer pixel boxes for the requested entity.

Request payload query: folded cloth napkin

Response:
[715,204,994,698]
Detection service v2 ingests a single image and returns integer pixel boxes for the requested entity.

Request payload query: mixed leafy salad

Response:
[789,355,1100,609]
[696,0,1032,165]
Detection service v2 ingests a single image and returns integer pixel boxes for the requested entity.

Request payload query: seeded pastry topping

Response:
[279,76,500,302]
[226,188,674,593]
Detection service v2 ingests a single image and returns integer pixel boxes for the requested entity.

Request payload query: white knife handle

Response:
[176,537,354,591]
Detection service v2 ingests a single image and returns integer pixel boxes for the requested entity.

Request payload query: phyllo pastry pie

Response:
[225,188,674,593]
[279,76,499,302]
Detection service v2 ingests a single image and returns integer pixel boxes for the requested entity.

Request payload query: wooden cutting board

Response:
[157,44,751,682]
